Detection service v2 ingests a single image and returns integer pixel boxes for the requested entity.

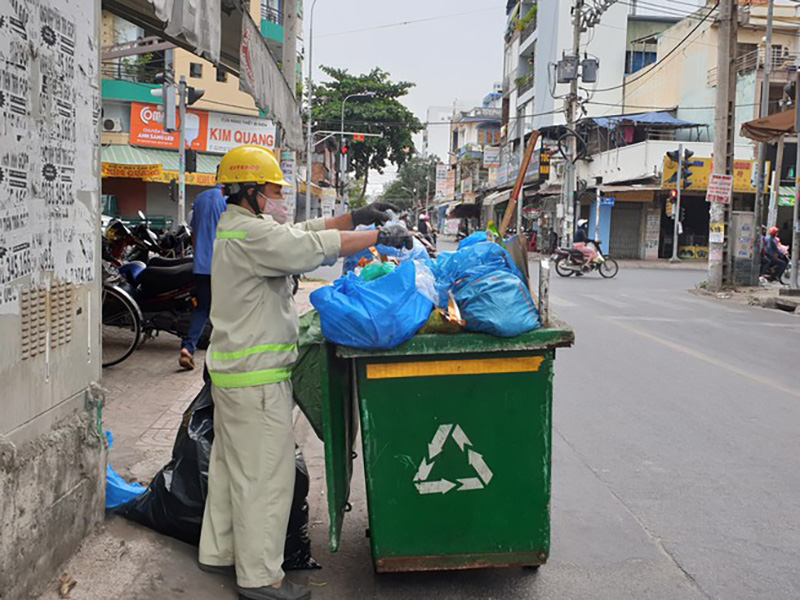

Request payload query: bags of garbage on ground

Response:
[311,261,434,350]
[105,431,146,509]
[454,271,541,337]
[117,383,319,571]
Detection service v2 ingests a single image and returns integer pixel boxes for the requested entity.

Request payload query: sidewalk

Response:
[37,283,327,600]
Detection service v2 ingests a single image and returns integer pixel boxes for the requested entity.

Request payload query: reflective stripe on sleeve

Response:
[217,230,247,239]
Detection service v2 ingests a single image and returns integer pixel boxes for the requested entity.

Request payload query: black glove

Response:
[377,225,414,250]
[352,202,400,227]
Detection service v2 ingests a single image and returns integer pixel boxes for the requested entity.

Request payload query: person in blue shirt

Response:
[180,185,227,369]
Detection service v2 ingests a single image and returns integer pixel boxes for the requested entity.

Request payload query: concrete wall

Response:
[0,0,105,597]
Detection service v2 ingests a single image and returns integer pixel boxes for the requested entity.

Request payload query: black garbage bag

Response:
[117,383,320,571]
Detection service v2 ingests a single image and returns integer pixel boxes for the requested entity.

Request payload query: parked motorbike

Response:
[102,218,209,367]
[552,240,619,278]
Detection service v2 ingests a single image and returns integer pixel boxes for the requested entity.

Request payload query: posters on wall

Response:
[129,102,277,153]
[435,164,448,201]
[0,0,99,314]
[483,146,501,168]
[320,188,336,218]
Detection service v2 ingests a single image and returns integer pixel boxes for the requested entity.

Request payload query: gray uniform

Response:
[199,204,340,587]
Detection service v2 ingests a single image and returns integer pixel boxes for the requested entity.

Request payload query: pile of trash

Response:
[112,383,319,571]
[311,232,541,350]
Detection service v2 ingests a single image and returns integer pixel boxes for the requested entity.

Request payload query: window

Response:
[216,68,228,83]
[189,62,203,78]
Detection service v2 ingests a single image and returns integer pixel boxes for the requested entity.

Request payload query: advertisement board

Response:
[130,103,277,153]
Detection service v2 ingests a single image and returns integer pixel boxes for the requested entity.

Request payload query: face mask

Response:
[259,191,288,224]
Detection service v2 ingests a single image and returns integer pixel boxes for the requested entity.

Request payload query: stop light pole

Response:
[670,144,684,263]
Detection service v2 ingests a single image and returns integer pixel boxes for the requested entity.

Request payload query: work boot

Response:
[237,579,311,600]
[179,348,195,370]
[198,563,235,577]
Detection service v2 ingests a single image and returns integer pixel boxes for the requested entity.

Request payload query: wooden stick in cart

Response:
[499,130,540,237]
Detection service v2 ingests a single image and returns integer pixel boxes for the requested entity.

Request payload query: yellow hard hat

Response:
[216,145,290,187]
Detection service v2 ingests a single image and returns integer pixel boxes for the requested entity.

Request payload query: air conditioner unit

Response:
[102,118,123,133]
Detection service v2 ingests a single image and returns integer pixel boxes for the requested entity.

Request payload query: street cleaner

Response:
[198,145,411,600]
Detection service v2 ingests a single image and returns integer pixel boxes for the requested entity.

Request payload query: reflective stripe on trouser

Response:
[199,381,295,588]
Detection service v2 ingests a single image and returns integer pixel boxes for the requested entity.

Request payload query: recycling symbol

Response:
[414,424,494,495]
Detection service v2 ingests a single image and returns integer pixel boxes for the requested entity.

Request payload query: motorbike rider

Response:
[572,219,598,267]
[763,226,788,282]
[197,145,411,600]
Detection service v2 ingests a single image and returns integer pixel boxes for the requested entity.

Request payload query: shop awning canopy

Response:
[591,111,702,129]
[482,189,512,208]
[102,145,222,173]
[740,109,796,143]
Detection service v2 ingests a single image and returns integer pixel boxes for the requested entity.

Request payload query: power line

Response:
[316,6,505,39]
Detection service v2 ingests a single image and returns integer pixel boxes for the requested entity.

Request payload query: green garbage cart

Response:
[295,317,574,573]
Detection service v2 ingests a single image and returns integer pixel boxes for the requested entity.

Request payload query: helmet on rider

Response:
[769,226,780,236]
[577,218,589,228]
[217,145,290,216]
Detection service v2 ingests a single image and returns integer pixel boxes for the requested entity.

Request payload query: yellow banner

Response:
[102,162,162,179]
[144,170,218,187]
[662,157,761,193]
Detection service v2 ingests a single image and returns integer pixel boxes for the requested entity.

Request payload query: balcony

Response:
[261,3,284,45]
[516,73,534,96]
[707,48,799,87]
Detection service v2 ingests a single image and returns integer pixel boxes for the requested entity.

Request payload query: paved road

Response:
[301,243,800,599]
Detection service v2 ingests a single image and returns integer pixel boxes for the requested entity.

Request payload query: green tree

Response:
[311,66,423,197]
[379,155,439,213]
[348,177,369,209]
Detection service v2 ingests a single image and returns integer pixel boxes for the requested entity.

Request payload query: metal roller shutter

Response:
[609,203,643,258]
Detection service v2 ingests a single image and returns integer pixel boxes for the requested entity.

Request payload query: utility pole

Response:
[305,0,320,222]
[753,0,774,283]
[709,0,737,291]
[282,0,297,95]
[178,75,187,225]
[671,143,684,263]
[791,67,800,289]
[563,0,583,249]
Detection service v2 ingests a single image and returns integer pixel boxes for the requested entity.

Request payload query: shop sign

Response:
[143,171,217,186]
[102,162,162,179]
[207,113,276,152]
[662,157,758,193]
[707,173,733,204]
[130,103,277,153]
[130,102,208,151]
[483,146,501,168]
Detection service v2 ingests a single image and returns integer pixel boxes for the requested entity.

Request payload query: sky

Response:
[303,0,704,195]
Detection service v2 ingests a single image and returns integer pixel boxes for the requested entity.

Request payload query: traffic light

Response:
[681,149,694,189]
[341,141,350,155]
[169,179,178,202]
[666,150,680,164]
[185,149,197,173]
[186,86,205,106]
[666,189,678,217]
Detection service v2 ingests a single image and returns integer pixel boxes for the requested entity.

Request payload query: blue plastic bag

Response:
[428,242,525,307]
[457,231,487,250]
[454,271,540,337]
[311,261,433,349]
[105,431,146,509]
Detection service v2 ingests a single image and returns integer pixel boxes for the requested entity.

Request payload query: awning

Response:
[592,111,702,129]
[482,189,512,208]
[101,144,221,185]
[102,0,303,149]
[740,109,796,143]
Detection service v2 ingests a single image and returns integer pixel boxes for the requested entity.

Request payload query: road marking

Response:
[606,318,800,399]
[549,294,577,307]
[587,295,633,309]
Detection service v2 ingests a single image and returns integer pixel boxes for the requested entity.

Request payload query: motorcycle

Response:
[552,240,619,278]
[102,219,210,365]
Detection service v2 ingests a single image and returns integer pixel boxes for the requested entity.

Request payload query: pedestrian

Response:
[179,183,227,370]
[197,145,411,600]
